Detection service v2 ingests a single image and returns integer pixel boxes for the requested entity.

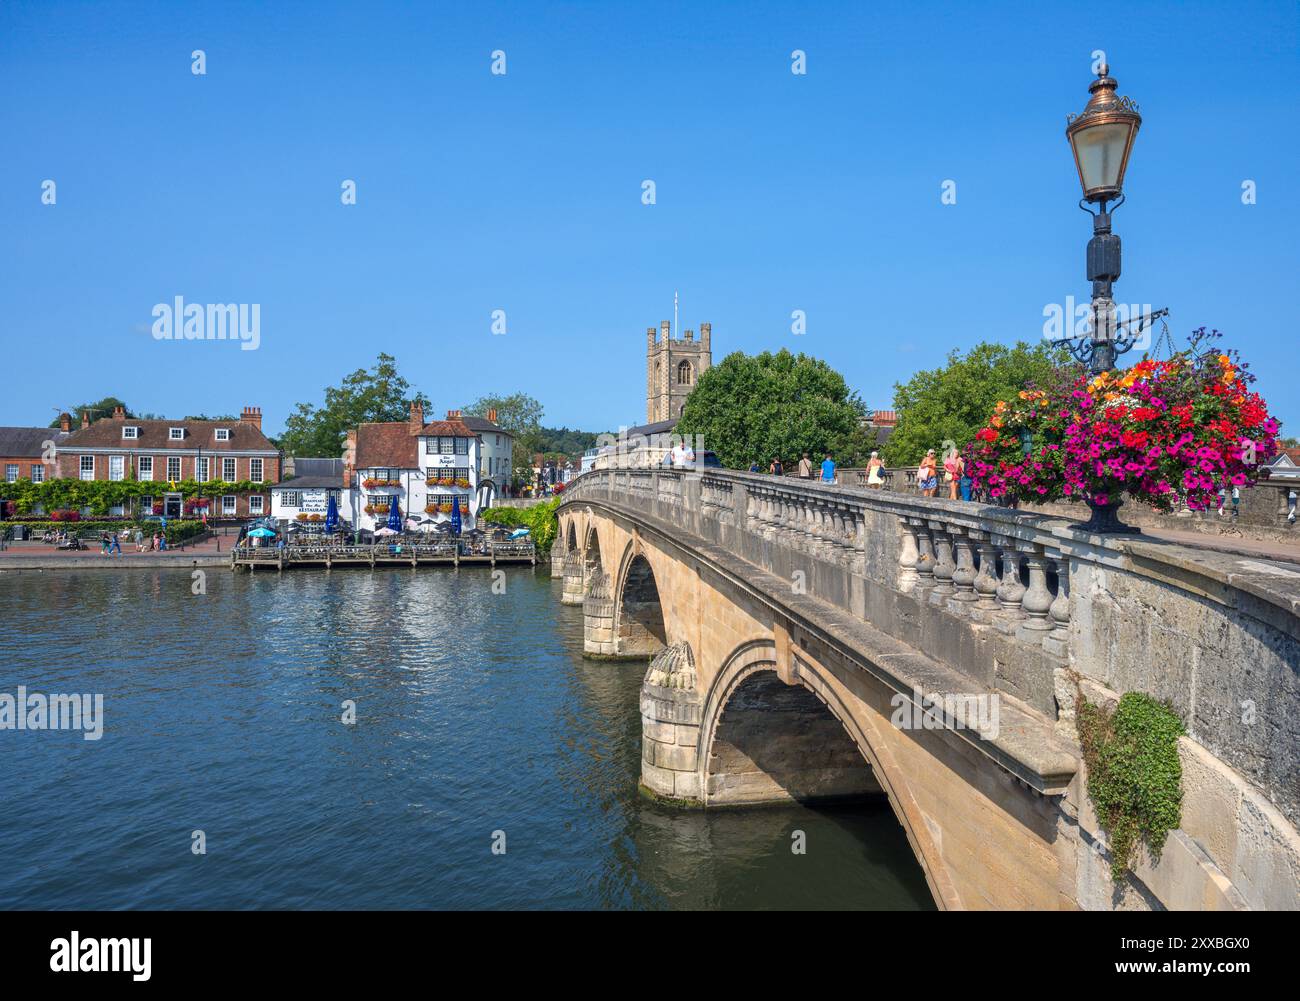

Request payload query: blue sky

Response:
[2,0,1296,438]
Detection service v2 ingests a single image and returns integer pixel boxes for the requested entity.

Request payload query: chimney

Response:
[487,408,498,424]
[409,400,424,433]
[112,405,126,421]
[283,455,295,479]
[446,409,461,420]
[59,412,71,433]
[240,406,262,430]
[81,411,90,429]
[660,320,670,342]
[342,430,357,488]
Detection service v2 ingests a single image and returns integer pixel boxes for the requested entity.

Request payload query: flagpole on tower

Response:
[674,290,679,340]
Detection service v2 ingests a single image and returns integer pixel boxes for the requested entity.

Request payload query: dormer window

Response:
[214,428,230,441]
[169,427,185,441]
[122,426,139,440]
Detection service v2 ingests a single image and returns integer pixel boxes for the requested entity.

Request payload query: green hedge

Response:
[480,499,559,555]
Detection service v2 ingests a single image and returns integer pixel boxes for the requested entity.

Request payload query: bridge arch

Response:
[612,541,668,658]
[696,638,959,910]
[583,523,604,585]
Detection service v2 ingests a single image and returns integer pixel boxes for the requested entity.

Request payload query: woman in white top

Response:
[866,451,884,489]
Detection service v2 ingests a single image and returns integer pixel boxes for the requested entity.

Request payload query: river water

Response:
[0,567,933,910]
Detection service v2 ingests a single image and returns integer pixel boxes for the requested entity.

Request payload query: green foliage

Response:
[2,478,265,517]
[280,353,427,457]
[465,392,543,438]
[479,498,560,555]
[465,392,546,486]
[535,426,601,457]
[675,349,864,470]
[48,397,137,427]
[1076,690,1186,879]
[884,341,1070,466]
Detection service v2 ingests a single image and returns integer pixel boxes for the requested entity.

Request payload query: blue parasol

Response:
[450,500,462,536]
[386,497,403,533]
[324,494,339,533]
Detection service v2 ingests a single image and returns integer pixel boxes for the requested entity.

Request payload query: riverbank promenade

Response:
[0,535,230,570]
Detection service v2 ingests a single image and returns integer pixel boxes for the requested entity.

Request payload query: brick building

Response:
[1,425,69,485]
[54,405,280,518]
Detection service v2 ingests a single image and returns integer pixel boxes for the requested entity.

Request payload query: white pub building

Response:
[342,405,485,533]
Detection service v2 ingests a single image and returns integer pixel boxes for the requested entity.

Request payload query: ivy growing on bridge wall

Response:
[1076,690,1185,880]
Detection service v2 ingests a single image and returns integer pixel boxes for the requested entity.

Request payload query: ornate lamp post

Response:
[1062,64,1163,373]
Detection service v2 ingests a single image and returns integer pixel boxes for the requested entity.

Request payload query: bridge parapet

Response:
[562,465,1300,908]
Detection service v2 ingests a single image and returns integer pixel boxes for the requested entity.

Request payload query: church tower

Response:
[646,320,711,423]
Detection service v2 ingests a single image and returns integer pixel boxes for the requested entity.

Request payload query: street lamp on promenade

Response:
[1062,63,1165,373]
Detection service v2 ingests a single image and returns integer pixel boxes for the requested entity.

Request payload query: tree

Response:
[49,396,136,427]
[465,393,546,487]
[279,353,427,457]
[884,341,1069,467]
[464,393,543,439]
[675,349,863,469]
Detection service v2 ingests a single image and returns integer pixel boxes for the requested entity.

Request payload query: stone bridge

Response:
[555,467,1300,910]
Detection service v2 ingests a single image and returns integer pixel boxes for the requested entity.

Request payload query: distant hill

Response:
[535,426,601,457]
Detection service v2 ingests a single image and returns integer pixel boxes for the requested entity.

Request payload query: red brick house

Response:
[1,425,69,485]
[54,406,281,518]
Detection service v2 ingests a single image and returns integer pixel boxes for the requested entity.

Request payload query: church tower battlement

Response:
[646,320,711,423]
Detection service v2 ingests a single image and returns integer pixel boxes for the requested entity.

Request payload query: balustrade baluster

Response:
[913,519,936,586]
[1044,547,1071,657]
[971,531,1001,617]
[1018,545,1054,637]
[995,538,1027,620]
[898,518,920,591]
[929,522,956,598]
[949,529,978,607]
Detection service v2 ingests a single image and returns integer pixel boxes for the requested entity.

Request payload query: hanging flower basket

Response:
[966,329,1280,533]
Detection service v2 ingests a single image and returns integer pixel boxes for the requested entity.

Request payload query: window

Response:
[215,428,230,441]
[250,458,263,483]
[677,360,693,385]
[141,496,153,512]
[426,467,469,483]
[122,426,139,439]
[374,468,390,481]
[495,435,501,447]
[454,437,468,455]
[283,491,299,507]
[222,496,237,515]
[138,456,153,481]
[5,465,16,483]
[439,437,454,455]
[30,465,43,484]
[248,495,264,514]
[80,455,94,480]
[167,456,181,481]
[109,455,125,481]
[196,457,209,482]
[169,427,185,440]
[223,457,237,481]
